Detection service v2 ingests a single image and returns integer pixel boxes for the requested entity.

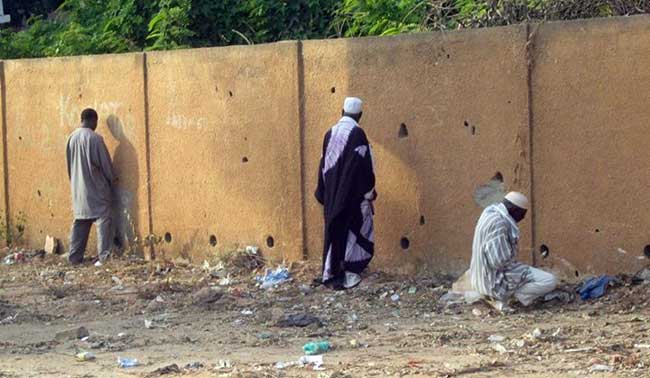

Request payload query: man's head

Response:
[341,97,363,122]
[503,191,529,223]
[80,108,99,130]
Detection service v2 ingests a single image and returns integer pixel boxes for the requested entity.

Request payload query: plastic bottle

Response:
[76,352,96,361]
[303,341,331,355]
[117,357,139,368]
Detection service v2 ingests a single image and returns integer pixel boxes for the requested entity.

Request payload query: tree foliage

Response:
[1,0,649,59]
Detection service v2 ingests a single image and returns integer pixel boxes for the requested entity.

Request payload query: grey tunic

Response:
[66,127,115,219]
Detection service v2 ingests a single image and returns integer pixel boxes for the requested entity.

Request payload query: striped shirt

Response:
[469,203,530,301]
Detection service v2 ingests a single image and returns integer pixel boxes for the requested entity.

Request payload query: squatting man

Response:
[469,192,557,311]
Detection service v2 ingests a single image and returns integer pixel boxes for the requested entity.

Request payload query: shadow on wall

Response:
[106,114,139,253]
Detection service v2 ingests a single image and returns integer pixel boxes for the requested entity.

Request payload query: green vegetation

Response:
[1,1,648,59]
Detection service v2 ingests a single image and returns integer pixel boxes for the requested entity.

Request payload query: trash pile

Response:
[1,243,650,377]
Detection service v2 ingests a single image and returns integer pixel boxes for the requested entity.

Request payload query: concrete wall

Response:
[302,26,532,275]
[0,15,648,275]
[532,16,650,275]
[146,43,303,263]
[2,54,148,251]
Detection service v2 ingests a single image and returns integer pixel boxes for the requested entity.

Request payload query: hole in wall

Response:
[644,245,650,259]
[471,126,476,135]
[398,123,408,138]
[164,232,172,243]
[18,136,22,141]
[446,54,450,59]
[209,235,218,247]
[574,270,580,278]
[39,230,43,234]
[242,157,249,163]
[464,121,469,128]
[215,86,219,93]
[229,91,233,97]
[400,237,410,250]
[507,100,512,104]
[37,190,41,197]
[330,87,336,94]
[540,244,550,259]
[595,229,600,233]
[50,213,54,218]
[266,236,275,248]
[419,216,425,225]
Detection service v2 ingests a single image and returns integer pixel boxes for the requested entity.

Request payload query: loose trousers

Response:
[68,216,112,264]
[514,267,558,306]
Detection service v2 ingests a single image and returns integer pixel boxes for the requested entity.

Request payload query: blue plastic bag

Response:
[578,275,615,300]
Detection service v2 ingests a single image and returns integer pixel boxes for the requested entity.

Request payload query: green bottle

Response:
[303,340,331,355]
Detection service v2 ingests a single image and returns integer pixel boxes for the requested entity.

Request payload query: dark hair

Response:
[80,108,98,122]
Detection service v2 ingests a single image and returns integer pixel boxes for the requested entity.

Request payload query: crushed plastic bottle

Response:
[117,357,139,368]
[76,352,96,361]
[256,266,291,289]
[303,340,331,355]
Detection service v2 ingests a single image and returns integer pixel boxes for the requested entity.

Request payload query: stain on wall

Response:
[146,43,303,263]
[2,54,148,253]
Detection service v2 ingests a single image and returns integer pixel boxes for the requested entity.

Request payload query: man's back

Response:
[66,128,114,220]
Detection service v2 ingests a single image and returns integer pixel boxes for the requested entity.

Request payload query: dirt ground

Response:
[0,248,649,378]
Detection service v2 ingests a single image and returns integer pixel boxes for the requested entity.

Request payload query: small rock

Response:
[472,308,483,317]
[185,361,204,370]
[390,294,400,302]
[55,326,89,341]
[275,313,322,328]
[513,339,526,348]
[192,287,223,305]
[149,363,181,375]
[299,284,313,295]
[64,271,76,283]
[491,343,508,354]
[635,268,650,281]
[488,335,506,343]
[257,331,273,340]
[144,319,153,329]
[270,307,285,323]
[215,360,231,370]
[610,355,624,365]
[209,269,227,279]
[146,299,165,313]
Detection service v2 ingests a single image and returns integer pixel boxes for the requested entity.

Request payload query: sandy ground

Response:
[0,249,649,378]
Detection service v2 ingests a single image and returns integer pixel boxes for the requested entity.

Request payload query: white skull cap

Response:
[505,192,529,210]
[343,97,363,114]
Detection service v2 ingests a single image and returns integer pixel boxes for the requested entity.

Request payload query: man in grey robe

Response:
[66,108,116,266]
[470,192,557,311]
